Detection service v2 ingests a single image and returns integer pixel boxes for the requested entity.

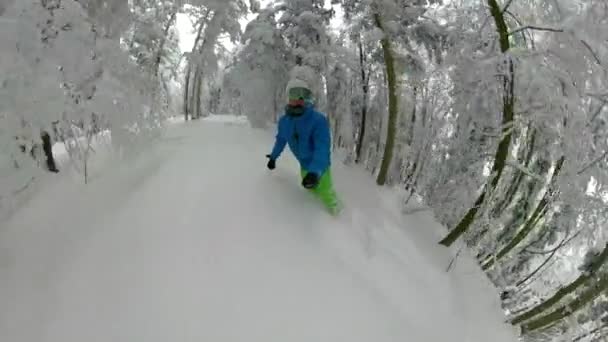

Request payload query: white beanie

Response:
[286,78,311,93]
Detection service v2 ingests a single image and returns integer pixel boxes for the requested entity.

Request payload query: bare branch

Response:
[503,10,533,49]
[517,228,582,287]
[578,150,608,175]
[579,39,603,67]
[588,100,608,124]
[501,0,516,14]
[524,228,583,255]
[508,25,564,36]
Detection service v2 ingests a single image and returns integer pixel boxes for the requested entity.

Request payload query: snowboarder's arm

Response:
[269,118,287,160]
[308,116,331,176]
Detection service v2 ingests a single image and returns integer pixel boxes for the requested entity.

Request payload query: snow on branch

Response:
[505,159,546,182]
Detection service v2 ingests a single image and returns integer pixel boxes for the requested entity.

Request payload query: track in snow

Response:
[0,117,518,342]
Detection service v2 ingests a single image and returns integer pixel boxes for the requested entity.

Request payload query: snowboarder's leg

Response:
[301,169,342,215]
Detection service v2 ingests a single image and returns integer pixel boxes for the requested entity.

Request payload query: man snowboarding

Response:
[266,79,342,216]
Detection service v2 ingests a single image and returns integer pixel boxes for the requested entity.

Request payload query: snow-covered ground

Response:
[0,117,519,342]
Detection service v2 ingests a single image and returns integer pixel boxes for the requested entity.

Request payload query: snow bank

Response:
[203,114,250,125]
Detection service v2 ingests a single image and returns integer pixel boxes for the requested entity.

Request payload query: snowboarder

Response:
[266,79,342,216]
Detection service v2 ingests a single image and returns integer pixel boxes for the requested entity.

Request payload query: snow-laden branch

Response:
[508,25,564,36]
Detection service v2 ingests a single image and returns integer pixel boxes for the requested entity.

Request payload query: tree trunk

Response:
[41,130,59,173]
[374,13,399,186]
[195,67,203,118]
[493,126,537,215]
[511,242,608,325]
[404,86,419,188]
[521,272,608,333]
[406,85,417,147]
[191,67,202,119]
[439,0,515,246]
[355,40,369,164]
[183,10,210,120]
[153,9,177,78]
[482,156,565,270]
[183,64,192,120]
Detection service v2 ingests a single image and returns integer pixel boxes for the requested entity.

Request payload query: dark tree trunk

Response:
[355,39,369,164]
[374,12,399,186]
[41,131,59,173]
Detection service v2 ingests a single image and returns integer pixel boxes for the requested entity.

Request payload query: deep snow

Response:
[0,117,519,342]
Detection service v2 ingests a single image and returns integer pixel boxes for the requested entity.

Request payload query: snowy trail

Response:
[0,118,518,342]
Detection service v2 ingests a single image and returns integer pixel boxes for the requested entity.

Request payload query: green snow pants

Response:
[300,169,341,215]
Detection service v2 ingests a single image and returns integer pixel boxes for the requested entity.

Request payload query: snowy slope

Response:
[0,117,519,342]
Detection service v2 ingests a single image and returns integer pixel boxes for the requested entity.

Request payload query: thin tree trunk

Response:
[183,64,192,120]
[511,242,608,325]
[439,0,515,246]
[406,85,417,147]
[41,130,58,173]
[374,12,399,186]
[404,86,419,188]
[195,68,203,118]
[190,67,198,119]
[355,39,369,164]
[191,67,202,119]
[333,116,339,150]
[183,10,210,120]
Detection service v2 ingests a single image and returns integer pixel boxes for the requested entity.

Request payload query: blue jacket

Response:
[269,104,331,175]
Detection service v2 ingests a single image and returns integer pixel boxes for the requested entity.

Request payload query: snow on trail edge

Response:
[0,116,519,342]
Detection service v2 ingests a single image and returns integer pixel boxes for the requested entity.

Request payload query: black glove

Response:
[302,172,319,189]
[266,155,276,170]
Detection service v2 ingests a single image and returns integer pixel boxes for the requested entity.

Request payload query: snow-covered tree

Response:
[225,6,290,127]
[182,0,248,120]
[0,0,164,210]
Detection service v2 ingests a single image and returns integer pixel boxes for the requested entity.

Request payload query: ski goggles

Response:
[288,87,312,107]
